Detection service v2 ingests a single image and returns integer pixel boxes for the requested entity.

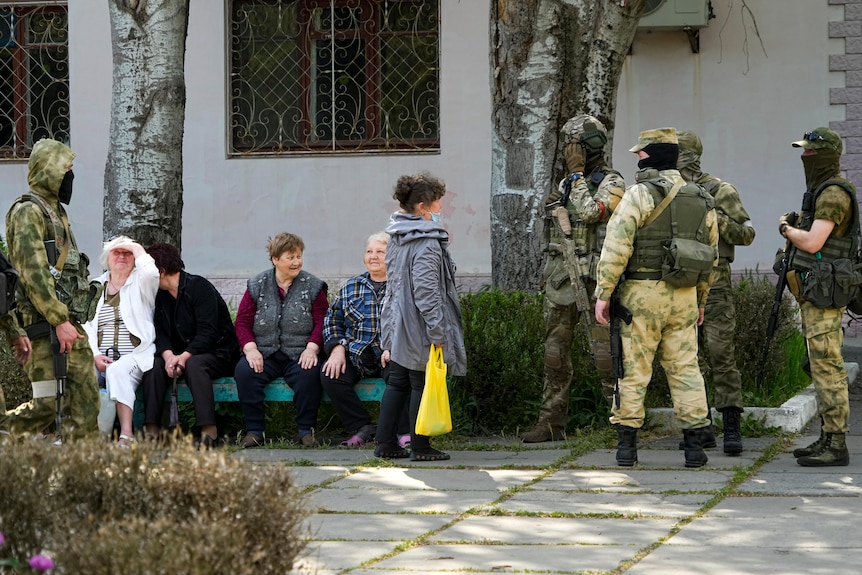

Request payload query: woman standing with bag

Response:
[375,173,466,461]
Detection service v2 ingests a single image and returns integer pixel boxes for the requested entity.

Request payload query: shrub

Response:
[0,438,310,574]
[456,289,608,435]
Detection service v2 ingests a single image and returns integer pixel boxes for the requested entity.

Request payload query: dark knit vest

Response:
[247,268,324,359]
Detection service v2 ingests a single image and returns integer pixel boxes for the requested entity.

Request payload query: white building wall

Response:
[612,0,846,273]
[0,0,846,293]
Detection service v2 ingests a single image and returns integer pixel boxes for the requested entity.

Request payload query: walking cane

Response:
[168,369,180,431]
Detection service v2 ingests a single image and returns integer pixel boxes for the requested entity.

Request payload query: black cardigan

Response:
[153,270,239,364]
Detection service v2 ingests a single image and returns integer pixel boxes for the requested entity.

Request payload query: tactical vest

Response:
[6,193,99,325]
[626,171,715,283]
[247,268,324,360]
[787,178,859,273]
[546,166,621,257]
[697,176,735,263]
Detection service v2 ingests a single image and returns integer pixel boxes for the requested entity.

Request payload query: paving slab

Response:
[306,487,501,513]
[429,515,676,546]
[292,541,399,573]
[333,467,543,491]
[304,513,452,541]
[497,490,711,517]
[705,495,862,519]
[624,544,858,575]
[668,513,862,548]
[532,469,735,492]
[274,466,351,488]
[369,543,633,574]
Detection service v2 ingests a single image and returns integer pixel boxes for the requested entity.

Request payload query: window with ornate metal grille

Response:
[0,2,68,160]
[229,0,439,156]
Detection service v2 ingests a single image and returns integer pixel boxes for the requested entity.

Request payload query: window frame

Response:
[226,0,441,157]
[0,0,69,161]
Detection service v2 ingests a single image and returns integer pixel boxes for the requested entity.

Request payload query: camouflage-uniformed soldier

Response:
[677,130,756,455]
[522,114,626,443]
[595,127,718,468]
[0,312,32,434]
[780,127,855,467]
[5,138,101,439]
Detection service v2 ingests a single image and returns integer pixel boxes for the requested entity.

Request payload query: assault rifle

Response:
[756,249,789,388]
[45,240,68,441]
[549,175,591,314]
[609,290,633,409]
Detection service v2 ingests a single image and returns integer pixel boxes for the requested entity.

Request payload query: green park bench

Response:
[132,377,386,430]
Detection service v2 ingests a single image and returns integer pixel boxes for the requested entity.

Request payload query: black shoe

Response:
[239,432,265,449]
[615,424,638,467]
[682,427,710,468]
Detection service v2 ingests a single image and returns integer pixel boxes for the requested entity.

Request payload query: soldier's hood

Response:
[385,211,448,243]
[27,139,75,201]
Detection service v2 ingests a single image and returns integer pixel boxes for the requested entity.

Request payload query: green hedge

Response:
[456,273,805,436]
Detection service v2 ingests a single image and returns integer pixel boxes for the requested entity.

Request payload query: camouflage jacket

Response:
[0,312,25,344]
[696,174,755,265]
[5,139,96,328]
[595,169,719,308]
[543,166,625,306]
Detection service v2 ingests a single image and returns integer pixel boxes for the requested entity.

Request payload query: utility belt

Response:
[24,319,52,341]
[624,271,662,281]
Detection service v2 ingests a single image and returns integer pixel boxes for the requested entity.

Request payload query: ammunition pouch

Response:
[799,257,862,309]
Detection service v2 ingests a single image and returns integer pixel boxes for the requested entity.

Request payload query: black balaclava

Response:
[637,143,679,171]
[58,170,74,205]
[802,149,841,191]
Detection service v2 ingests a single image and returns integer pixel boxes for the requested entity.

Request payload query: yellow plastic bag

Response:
[415,345,452,436]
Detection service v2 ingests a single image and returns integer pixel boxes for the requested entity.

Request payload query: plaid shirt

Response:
[323,272,385,375]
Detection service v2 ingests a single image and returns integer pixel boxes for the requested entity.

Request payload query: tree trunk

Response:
[104,0,189,249]
[490,0,644,291]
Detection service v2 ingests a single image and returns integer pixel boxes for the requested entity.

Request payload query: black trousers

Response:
[376,361,431,451]
[142,353,230,429]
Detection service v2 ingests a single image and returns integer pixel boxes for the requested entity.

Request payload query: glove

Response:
[545,180,566,205]
[778,212,798,237]
[563,142,586,175]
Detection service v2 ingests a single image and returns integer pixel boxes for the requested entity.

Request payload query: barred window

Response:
[0,2,69,160]
[229,0,439,156]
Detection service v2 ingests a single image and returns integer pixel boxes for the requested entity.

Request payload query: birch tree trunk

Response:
[104,0,189,249]
[490,0,644,291]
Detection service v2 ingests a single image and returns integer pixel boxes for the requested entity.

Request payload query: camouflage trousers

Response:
[540,296,614,430]
[609,280,710,430]
[800,301,849,433]
[0,385,6,432]
[700,269,744,411]
[6,326,100,439]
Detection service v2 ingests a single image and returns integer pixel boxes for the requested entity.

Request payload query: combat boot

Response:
[796,433,849,467]
[793,417,825,458]
[678,409,716,450]
[521,423,566,443]
[615,424,638,467]
[721,408,743,455]
[682,426,710,468]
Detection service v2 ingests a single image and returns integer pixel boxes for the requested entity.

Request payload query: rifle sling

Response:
[643,179,685,227]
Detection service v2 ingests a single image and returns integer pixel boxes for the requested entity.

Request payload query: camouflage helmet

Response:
[561,114,608,151]
[792,127,843,155]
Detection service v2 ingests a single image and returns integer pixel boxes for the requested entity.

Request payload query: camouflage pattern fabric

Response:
[800,301,848,433]
[4,139,100,437]
[596,169,717,429]
[6,328,98,438]
[610,280,710,429]
[695,177,755,411]
[539,169,624,425]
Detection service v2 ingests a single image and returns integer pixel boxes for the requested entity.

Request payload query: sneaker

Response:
[398,434,411,449]
[240,432,265,449]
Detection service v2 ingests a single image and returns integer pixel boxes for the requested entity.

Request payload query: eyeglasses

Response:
[803,132,826,142]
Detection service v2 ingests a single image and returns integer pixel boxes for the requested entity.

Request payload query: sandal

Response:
[117,434,136,449]
[410,448,450,462]
[373,443,410,459]
[339,424,375,449]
